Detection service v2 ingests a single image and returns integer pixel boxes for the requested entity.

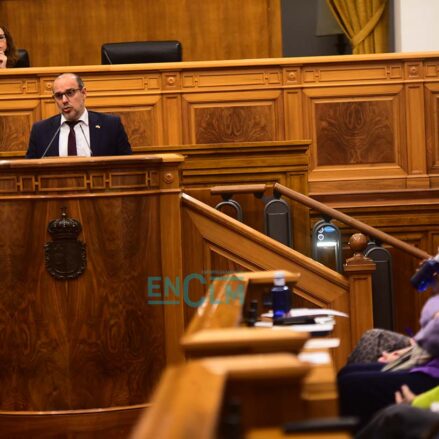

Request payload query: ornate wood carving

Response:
[315,100,395,166]
[194,105,274,144]
[115,109,156,147]
[45,209,87,280]
[0,169,160,194]
[0,114,33,153]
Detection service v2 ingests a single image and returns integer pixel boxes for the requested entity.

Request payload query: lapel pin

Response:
[95,125,101,129]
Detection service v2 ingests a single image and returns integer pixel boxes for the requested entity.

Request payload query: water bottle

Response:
[410,253,439,292]
[271,271,292,323]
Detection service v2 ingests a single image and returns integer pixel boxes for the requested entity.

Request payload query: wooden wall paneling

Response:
[0,0,282,67]
[81,72,165,148]
[283,66,303,140]
[182,91,283,144]
[158,160,185,364]
[140,141,310,255]
[88,99,163,149]
[0,195,165,410]
[425,82,439,178]
[304,84,409,192]
[405,76,428,188]
[63,195,167,409]
[389,238,427,335]
[0,76,41,156]
[0,104,39,155]
[284,89,304,139]
[0,52,437,192]
[287,172,311,256]
[302,61,404,84]
[162,90,183,145]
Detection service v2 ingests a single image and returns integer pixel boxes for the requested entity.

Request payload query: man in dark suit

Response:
[26,73,132,158]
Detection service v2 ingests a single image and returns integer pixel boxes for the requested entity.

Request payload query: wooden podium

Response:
[0,154,185,414]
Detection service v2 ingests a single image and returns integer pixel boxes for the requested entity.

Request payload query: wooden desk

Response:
[131,353,311,439]
[0,154,185,412]
[247,429,351,439]
[181,271,339,418]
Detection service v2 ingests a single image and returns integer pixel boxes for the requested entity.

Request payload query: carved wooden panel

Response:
[0,52,438,191]
[114,109,156,148]
[303,62,404,84]
[194,105,274,144]
[315,100,395,166]
[0,196,166,410]
[0,156,184,411]
[0,114,33,152]
[88,104,162,148]
[0,170,160,194]
[303,84,407,191]
[181,69,282,89]
[183,91,282,144]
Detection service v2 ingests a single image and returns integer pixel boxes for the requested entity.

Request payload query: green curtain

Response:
[326,0,389,54]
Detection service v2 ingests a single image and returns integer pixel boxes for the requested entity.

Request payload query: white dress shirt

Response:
[59,109,92,157]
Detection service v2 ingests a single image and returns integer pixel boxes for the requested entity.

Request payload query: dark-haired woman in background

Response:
[0,25,19,68]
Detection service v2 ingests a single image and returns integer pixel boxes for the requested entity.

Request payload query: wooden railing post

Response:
[343,233,376,348]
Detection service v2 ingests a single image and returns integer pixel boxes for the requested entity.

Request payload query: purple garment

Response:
[410,295,439,377]
[418,294,439,330]
[411,357,439,378]
[415,318,439,357]
[414,296,439,357]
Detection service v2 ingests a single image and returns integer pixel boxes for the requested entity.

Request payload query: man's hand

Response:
[395,384,416,404]
[0,51,7,68]
[378,344,413,363]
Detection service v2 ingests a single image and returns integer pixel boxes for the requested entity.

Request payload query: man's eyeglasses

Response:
[0,35,6,40]
[53,88,81,101]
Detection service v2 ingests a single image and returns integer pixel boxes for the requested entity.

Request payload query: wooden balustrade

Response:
[274,183,431,261]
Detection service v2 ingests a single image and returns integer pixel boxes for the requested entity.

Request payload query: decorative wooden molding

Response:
[1,52,437,192]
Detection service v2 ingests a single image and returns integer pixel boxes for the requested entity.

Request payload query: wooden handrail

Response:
[274,183,431,260]
[210,184,267,195]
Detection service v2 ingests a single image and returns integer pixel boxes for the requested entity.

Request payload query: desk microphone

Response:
[102,48,113,65]
[79,124,93,156]
[41,125,61,158]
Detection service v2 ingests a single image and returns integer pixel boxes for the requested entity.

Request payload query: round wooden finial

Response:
[348,233,368,253]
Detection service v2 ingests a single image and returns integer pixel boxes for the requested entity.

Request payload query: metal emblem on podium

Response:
[45,208,87,280]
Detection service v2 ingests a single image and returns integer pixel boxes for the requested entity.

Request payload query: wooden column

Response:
[343,233,376,349]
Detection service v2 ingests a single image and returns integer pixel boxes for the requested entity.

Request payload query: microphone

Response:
[102,48,113,65]
[79,124,93,156]
[41,125,61,158]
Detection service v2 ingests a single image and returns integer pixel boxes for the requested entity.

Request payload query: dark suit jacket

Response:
[26,110,132,158]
